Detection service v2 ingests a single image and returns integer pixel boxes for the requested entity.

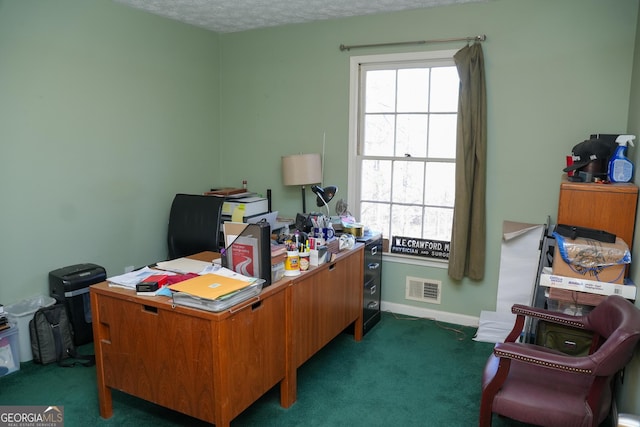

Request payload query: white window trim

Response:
[347,50,458,267]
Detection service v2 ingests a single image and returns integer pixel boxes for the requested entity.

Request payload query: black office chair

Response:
[167,193,224,259]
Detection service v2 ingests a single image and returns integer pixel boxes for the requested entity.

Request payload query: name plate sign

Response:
[391,236,450,260]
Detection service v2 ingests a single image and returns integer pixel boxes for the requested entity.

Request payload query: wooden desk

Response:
[90,245,364,427]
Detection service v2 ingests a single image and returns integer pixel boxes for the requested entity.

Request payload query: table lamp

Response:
[282,153,322,213]
[311,185,338,217]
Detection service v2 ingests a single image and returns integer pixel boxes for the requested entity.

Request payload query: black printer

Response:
[49,263,106,346]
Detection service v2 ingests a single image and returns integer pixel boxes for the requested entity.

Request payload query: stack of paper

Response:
[155,257,217,274]
[169,271,264,312]
[108,267,167,290]
[168,273,254,300]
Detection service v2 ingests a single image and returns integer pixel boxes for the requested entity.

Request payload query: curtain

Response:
[448,42,487,281]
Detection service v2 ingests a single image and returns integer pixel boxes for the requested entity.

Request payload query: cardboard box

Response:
[552,245,626,284]
[539,273,637,299]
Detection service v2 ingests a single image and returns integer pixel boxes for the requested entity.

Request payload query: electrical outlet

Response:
[124,265,135,273]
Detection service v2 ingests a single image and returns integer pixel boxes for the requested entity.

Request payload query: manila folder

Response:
[168,273,251,300]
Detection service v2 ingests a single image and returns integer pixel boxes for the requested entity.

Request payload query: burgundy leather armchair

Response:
[480,295,640,427]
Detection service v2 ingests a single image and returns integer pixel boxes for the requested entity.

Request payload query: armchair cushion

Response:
[485,352,605,427]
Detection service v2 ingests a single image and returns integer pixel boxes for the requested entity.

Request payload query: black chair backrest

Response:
[167,194,224,259]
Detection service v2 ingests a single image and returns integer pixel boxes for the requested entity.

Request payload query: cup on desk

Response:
[284,250,300,276]
[299,252,310,271]
[313,227,335,241]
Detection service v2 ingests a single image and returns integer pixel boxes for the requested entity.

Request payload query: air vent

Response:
[405,277,441,304]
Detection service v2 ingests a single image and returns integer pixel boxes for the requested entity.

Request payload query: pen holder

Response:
[284,250,301,276]
[299,251,310,271]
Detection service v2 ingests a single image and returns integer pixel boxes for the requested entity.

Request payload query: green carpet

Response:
[0,312,532,426]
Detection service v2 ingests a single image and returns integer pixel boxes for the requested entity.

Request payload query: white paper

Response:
[495,221,545,313]
[107,266,161,289]
[474,311,517,343]
[155,258,213,274]
[474,221,544,343]
[247,211,278,229]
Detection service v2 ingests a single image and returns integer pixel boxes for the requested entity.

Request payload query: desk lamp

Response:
[282,153,322,213]
[311,185,338,217]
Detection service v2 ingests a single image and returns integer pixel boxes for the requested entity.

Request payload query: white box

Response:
[539,273,637,300]
[221,197,268,217]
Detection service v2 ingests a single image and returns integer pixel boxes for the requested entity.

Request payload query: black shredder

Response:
[49,263,106,346]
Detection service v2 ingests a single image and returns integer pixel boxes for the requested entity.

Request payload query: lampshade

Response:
[311,185,337,206]
[281,153,322,186]
[311,185,338,216]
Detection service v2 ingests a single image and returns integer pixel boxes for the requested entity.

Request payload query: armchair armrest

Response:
[511,304,590,329]
[494,342,596,375]
[501,304,594,344]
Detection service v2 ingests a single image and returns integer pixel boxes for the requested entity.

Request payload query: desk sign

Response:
[391,236,450,260]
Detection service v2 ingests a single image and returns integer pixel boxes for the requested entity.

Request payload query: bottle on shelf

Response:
[608,134,635,183]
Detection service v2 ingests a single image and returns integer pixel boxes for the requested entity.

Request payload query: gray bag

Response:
[29,304,94,367]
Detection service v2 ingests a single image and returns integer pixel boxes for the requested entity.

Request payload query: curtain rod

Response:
[339,34,486,52]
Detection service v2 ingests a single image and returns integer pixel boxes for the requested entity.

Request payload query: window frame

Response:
[347,49,458,267]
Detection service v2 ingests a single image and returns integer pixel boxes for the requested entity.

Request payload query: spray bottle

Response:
[608,134,636,183]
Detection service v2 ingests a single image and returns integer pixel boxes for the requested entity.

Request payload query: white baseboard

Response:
[381,301,480,327]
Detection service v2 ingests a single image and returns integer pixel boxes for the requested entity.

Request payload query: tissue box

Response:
[309,247,328,266]
[271,261,285,283]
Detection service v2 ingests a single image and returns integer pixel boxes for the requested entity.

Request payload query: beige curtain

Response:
[448,42,487,281]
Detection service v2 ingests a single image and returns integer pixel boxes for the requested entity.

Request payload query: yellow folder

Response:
[168,273,251,300]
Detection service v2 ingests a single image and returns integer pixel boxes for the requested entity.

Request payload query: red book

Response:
[142,274,169,287]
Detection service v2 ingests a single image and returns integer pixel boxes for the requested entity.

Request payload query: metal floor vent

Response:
[405,277,441,304]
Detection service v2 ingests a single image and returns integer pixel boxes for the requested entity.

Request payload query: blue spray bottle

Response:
[608,134,635,183]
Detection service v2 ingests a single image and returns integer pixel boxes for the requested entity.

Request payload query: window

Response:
[348,50,459,261]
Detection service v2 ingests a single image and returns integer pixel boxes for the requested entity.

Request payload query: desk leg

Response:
[215,415,231,427]
[354,315,363,342]
[90,292,113,419]
[94,341,112,419]
[280,369,297,408]
[281,287,296,408]
[97,382,113,419]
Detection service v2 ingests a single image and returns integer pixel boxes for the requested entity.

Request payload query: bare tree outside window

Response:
[351,51,458,260]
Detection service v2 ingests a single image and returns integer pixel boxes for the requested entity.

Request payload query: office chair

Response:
[479,295,640,427]
[167,193,224,259]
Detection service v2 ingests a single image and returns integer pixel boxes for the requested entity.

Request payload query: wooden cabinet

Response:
[527,178,639,348]
[282,247,363,404]
[290,248,363,369]
[557,176,638,248]
[91,246,364,427]
[92,282,286,427]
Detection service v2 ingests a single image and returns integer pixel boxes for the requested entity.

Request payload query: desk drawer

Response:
[96,295,216,421]
[94,289,286,424]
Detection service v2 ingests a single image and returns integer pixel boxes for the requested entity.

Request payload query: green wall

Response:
[0,0,221,304]
[219,0,638,317]
[3,0,640,415]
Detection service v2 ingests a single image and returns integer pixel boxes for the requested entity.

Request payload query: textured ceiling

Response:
[114,0,484,33]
